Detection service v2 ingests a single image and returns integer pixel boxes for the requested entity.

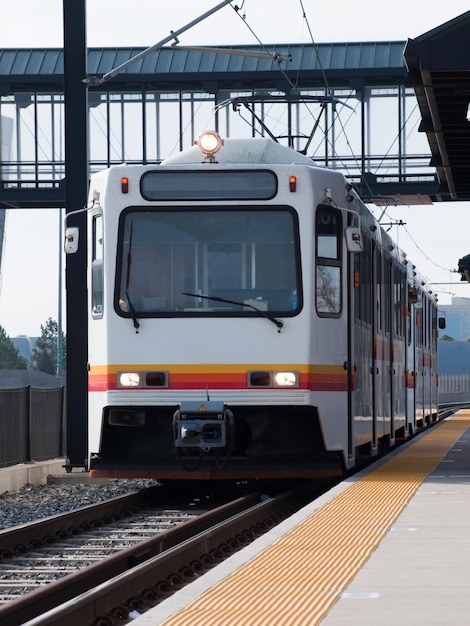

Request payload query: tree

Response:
[440,334,455,342]
[30,318,66,375]
[0,326,28,369]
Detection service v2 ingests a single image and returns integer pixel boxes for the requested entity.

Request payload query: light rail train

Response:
[66,131,443,480]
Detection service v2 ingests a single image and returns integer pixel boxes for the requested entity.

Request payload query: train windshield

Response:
[116,207,301,318]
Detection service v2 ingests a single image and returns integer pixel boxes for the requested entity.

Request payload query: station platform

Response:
[132,411,470,625]
[0,459,115,494]
[0,458,67,494]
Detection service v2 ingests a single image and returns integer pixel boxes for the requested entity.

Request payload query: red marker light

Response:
[289,175,297,192]
[121,177,129,193]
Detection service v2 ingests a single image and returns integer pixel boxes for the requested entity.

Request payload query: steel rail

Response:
[0,488,161,558]
[1,484,317,626]
[0,489,268,626]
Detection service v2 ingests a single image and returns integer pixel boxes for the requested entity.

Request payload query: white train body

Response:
[80,134,439,480]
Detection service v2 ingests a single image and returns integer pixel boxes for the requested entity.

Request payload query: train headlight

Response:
[118,372,141,387]
[144,371,168,387]
[273,371,298,387]
[196,130,223,160]
[248,371,272,387]
[248,370,299,387]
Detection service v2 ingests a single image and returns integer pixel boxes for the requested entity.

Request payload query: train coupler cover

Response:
[173,401,233,450]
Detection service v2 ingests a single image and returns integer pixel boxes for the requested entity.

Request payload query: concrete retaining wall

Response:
[0,458,67,494]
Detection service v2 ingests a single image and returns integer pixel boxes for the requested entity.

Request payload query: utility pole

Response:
[63,0,88,468]
[61,0,236,469]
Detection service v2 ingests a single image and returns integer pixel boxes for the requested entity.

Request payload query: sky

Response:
[1,0,470,337]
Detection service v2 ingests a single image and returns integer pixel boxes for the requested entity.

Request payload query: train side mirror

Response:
[438,317,446,330]
[345,226,363,253]
[64,227,79,254]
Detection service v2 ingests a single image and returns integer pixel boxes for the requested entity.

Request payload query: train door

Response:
[421,294,431,425]
[352,233,377,456]
[370,241,378,453]
[422,297,429,423]
[414,293,425,427]
[392,262,407,438]
[376,251,393,440]
[431,303,439,418]
[406,286,418,435]
[347,246,354,462]
[315,204,352,465]
[375,247,385,441]
[423,297,433,423]
[384,256,394,445]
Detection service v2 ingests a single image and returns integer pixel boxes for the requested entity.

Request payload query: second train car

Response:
[67,131,441,480]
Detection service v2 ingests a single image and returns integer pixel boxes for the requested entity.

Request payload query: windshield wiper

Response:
[182,292,283,332]
[125,221,140,332]
[126,290,140,332]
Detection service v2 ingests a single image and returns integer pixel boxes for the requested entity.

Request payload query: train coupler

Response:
[173,401,233,451]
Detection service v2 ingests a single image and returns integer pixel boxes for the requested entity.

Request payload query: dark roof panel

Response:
[41,50,63,74]
[0,50,17,74]
[25,50,52,75]
[0,41,407,79]
[8,50,31,74]
[404,10,470,200]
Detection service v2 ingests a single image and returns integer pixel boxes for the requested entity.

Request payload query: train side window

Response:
[416,297,423,347]
[91,214,103,318]
[364,238,372,325]
[354,252,361,321]
[315,205,341,316]
[354,235,372,326]
[393,263,406,339]
[384,258,391,335]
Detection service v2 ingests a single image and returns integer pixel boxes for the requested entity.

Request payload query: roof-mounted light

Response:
[196,130,223,162]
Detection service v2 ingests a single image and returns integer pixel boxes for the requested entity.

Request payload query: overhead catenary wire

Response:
[299,0,331,95]
[372,101,421,177]
[86,1,461,298]
[292,3,455,287]
[296,1,375,188]
[233,0,367,180]
[231,4,297,90]
[401,222,454,273]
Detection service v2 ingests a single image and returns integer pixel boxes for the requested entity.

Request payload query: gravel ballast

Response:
[0,480,159,530]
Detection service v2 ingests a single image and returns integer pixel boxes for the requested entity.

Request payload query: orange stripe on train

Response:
[88,364,350,393]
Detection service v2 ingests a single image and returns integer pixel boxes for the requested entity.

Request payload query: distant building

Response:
[438,297,470,342]
[438,340,470,375]
[11,335,38,363]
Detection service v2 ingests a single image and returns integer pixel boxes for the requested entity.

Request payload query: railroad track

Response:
[0,487,208,601]
[0,481,320,626]
[0,411,454,626]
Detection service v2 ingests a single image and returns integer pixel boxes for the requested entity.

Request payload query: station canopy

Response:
[405,10,470,202]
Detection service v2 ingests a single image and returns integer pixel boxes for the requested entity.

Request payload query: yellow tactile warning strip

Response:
[161,413,470,626]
